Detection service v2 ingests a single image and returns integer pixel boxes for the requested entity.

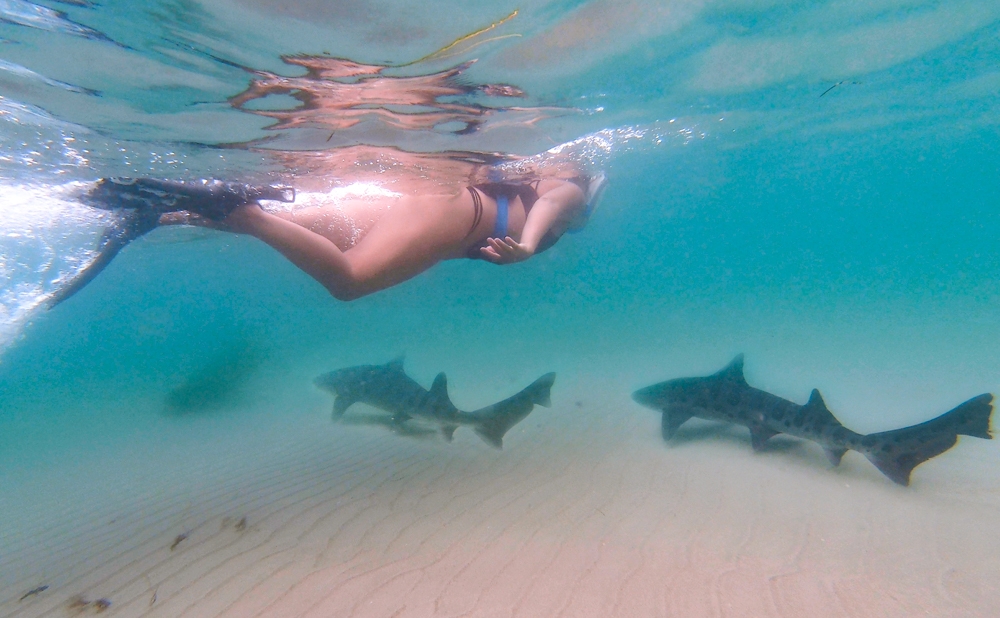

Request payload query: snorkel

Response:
[567,171,607,233]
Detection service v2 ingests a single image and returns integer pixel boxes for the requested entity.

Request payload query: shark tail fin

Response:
[862,394,993,486]
[893,393,993,439]
[525,372,556,408]
[470,372,556,450]
[864,434,958,487]
[947,393,994,439]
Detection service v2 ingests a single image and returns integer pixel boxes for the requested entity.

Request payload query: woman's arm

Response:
[480,180,585,264]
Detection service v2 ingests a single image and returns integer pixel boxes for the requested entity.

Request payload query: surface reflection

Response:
[231,56,527,136]
[226,44,573,155]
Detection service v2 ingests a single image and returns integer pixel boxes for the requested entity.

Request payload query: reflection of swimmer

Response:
[58,167,606,304]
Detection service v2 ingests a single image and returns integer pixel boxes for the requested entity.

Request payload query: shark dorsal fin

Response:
[801,388,844,429]
[807,388,825,408]
[429,372,449,402]
[387,356,405,371]
[717,354,747,384]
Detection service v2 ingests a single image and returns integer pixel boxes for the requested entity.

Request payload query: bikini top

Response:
[466,180,560,259]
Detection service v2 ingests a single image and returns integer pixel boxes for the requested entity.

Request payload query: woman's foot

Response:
[218,202,269,235]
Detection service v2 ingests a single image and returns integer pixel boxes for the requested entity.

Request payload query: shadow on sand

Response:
[668,420,834,469]
[335,410,441,441]
[163,341,266,415]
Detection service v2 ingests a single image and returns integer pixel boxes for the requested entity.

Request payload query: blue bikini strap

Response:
[493,194,509,238]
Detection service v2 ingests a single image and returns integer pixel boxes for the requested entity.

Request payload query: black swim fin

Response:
[47,208,160,308]
[83,178,295,220]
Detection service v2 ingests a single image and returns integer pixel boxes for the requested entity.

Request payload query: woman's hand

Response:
[480,236,533,264]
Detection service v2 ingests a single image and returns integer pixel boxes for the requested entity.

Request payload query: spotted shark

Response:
[314,358,556,449]
[632,355,994,486]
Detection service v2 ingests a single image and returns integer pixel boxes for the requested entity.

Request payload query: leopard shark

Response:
[314,358,555,449]
[632,355,994,485]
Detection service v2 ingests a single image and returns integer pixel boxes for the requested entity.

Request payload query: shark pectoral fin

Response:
[441,424,458,442]
[824,447,848,466]
[661,410,692,441]
[332,396,355,419]
[749,425,779,451]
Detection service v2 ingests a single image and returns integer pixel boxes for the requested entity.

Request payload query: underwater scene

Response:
[1,0,998,615]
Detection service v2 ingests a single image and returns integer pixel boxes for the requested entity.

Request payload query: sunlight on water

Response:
[0,182,108,347]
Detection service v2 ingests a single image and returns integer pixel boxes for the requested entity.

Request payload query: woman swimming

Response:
[56,164,607,304]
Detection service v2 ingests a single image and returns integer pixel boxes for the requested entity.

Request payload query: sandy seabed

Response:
[2,377,998,618]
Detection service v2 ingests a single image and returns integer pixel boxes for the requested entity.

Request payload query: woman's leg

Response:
[225,194,472,301]
[269,203,374,251]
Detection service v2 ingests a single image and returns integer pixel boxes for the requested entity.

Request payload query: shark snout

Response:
[632,386,668,409]
[313,372,344,392]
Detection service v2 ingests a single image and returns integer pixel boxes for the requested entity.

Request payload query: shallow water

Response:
[1,1,999,616]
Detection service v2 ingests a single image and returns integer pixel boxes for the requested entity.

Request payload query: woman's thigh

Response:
[270,197,393,250]
[338,194,473,294]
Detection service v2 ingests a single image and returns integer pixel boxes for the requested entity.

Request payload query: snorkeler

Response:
[54,168,607,305]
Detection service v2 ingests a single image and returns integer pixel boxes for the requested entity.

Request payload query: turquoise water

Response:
[1,0,999,614]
